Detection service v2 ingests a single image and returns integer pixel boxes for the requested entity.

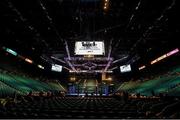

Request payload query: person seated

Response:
[0,98,8,108]
[0,97,15,109]
[13,92,22,104]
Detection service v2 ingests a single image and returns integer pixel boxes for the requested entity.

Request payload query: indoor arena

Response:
[0,0,180,119]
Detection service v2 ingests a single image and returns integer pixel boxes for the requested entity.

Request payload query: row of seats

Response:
[117,67,180,96]
[0,69,66,97]
[0,81,23,97]
[1,96,180,119]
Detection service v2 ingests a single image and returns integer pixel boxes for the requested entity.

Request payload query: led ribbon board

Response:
[151,48,179,64]
[25,58,33,64]
[5,48,17,56]
[167,48,179,57]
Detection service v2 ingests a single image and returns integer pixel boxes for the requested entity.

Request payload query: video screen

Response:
[51,64,62,72]
[74,41,105,55]
[120,64,131,73]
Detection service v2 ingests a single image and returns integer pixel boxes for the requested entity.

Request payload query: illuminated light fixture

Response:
[107,77,112,81]
[70,77,76,81]
[139,65,146,70]
[102,72,106,80]
[84,55,94,58]
[38,65,44,69]
[69,70,74,73]
[166,48,179,57]
[5,48,18,56]
[102,72,113,81]
[106,70,113,73]
[25,58,33,64]
[103,0,109,10]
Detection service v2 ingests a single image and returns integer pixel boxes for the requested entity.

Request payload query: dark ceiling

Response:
[0,0,179,72]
